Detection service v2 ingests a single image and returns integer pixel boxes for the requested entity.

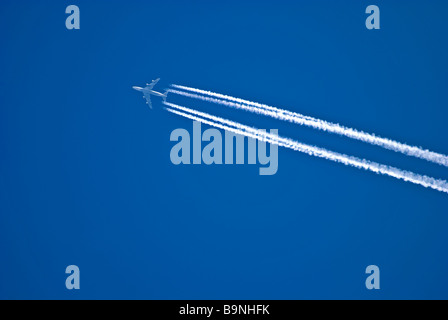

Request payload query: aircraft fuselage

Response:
[132,86,165,98]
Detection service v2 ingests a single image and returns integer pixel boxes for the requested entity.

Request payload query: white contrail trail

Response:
[163,101,448,194]
[169,84,448,168]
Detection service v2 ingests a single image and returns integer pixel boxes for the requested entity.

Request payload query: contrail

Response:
[163,101,448,194]
[169,84,448,168]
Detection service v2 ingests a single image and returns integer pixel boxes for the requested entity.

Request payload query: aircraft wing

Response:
[143,92,153,109]
[145,78,160,90]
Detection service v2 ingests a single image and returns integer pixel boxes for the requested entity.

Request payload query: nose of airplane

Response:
[132,86,142,91]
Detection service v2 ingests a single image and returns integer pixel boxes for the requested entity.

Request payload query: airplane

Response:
[132,78,168,109]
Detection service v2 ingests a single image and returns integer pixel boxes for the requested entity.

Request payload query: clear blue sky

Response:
[0,0,447,299]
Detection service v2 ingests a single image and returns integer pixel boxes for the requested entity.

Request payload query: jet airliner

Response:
[132,78,168,108]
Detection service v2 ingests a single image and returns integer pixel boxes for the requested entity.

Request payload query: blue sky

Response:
[0,0,448,299]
